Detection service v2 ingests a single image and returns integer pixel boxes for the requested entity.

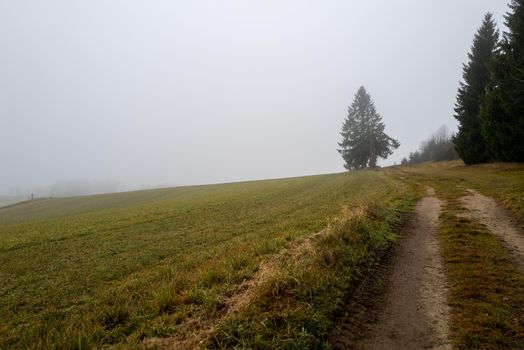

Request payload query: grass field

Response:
[2,162,524,349]
[0,171,417,349]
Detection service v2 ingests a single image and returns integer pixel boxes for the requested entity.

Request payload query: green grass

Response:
[0,171,414,349]
[3,162,524,349]
[209,200,414,349]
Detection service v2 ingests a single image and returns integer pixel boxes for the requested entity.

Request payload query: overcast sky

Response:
[0,0,509,195]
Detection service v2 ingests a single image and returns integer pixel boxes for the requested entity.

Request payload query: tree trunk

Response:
[369,128,376,168]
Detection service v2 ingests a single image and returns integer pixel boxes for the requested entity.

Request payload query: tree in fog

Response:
[338,86,400,170]
[453,13,499,164]
[481,0,524,162]
[406,126,459,165]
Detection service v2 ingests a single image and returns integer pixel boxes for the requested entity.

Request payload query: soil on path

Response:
[330,188,451,350]
[460,189,524,268]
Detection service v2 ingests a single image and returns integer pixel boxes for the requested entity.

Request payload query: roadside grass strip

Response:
[209,198,415,349]
[439,196,524,349]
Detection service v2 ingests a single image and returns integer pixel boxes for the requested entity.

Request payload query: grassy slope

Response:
[3,162,524,349]
[0,171,415,349]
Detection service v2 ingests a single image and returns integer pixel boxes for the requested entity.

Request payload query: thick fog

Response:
[0,1,508,197]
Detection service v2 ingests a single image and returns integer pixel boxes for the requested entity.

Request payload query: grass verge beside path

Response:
[439,192,524,349]
[209,197,417,349]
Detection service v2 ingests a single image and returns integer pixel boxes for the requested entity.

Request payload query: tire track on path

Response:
[331,188,451,350]
[460,189,524,269]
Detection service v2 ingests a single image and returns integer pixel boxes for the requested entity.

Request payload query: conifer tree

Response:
[481,0,524,161]
[338,87,400,170]
[453,13,499,164]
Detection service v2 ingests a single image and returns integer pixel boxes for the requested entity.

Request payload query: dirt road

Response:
[331,188,451,350]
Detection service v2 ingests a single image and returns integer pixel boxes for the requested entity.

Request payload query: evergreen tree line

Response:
[337,0,524,171]
[401,126,459,165]
[454,0,524,164]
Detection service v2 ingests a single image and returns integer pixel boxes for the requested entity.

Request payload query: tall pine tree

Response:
[338,87,400,170]
[481,0,524,161]
[453,13,499,164]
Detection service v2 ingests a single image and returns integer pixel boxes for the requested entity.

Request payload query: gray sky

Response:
[0,0,509,195]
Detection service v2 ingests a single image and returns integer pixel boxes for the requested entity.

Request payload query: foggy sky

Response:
[0,1,509,196]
